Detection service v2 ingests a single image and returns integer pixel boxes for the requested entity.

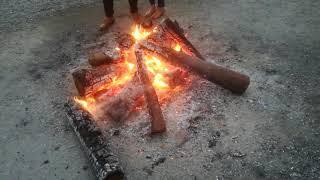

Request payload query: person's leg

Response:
[128,0,138,13]
[145,0,156,17]
[99,0,115,31]
[128,0,141,23]
[152,0,165,19]
[149,0,155,5]
[103,0,114,17]
[157,0,165,8]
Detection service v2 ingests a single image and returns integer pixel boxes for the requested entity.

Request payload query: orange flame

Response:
[74,96,96,114]
[174,44,181,51]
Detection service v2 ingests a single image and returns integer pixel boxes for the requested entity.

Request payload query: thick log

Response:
[147,18,205,60]
[72,63,124,97]
[64,100,124,180]
[96,74,144,121]
[138,41,250,94]
[88,52,114,67]
[135,50,166,134]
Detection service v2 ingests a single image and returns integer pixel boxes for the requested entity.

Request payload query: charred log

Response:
[97,75,144,121]
[135,50,166,134]
[64,100,124,180]
[147,18,205,60]
[138,41,250,94]
[72,63,124,97]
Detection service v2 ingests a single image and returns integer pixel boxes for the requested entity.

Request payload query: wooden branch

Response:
[147,18,205,60]
[64,100,124,180]
[139,41,250,94]
[135,49,166,134]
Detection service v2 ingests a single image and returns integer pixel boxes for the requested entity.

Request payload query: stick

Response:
[139,41,250,94]
[135,49,166,134]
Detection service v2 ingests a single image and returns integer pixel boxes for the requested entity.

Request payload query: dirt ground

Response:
[0,0,319,179]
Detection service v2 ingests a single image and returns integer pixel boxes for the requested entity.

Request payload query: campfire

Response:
[65,18,250,180]
[71,18,250,134]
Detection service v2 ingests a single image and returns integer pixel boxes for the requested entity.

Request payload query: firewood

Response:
[135,50,166,134]
[138,41,250,94]
[64,100,124,180]
[72,63,124,97]
[96,74,144,122]
[88,52,114,67]
[147,18,205,60]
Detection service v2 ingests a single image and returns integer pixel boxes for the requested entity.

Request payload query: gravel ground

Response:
[0,0,319,179]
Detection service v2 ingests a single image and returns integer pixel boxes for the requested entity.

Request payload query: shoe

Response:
[99,17,115,31]
[151,7,165,19]
[145,5,156,18]
[131,12,142,24]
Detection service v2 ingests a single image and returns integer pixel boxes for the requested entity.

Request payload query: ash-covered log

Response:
[138,41,250,94]
[147,18,205,60]
[64,100,124,180]
[135,50,166,134]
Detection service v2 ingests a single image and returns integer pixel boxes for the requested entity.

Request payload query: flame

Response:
[74,96,96,114]
[174,44,181,51]
[132,25,151,41]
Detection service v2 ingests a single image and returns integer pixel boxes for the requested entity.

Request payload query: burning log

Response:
[97,75,144,121]
[64,100,124,180]
[72,63,124,97]
[138,41,250,94]
[135,50,166,133]
[147,18,205,60]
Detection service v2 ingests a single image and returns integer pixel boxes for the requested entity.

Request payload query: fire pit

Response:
[65,18,250,180]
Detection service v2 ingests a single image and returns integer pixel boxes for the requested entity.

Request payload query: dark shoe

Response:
[99,17,115,31]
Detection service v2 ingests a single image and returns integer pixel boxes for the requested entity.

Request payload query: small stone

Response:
[42,160,50,165]
[152,157,166,168]
[208,139,217,148]
[230,151,246,158]
[82,165,89,170]
[112,129,120,136]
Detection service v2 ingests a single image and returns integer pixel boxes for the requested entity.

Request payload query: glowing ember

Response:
[74,96,96,113]
[132,25,151,41]
[174,44,181,52]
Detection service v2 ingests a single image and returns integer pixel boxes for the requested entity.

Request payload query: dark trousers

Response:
[103,0,138,17]
[149,0,165,7]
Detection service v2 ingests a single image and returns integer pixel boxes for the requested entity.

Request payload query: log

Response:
[96,74,144,122]
[64,100,124,180]
[147,18,205,60]
[138,41,250,94]
[135,50,166,133]
[88,52,114,67]
[72,63,124,97]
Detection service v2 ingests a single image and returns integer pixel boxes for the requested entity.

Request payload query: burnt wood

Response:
[64,100,124,180]
[97,75,144,121]
[135,50,166,133]
[138,41,250,94]
[72,64,123,97]
[147,18,205,60]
